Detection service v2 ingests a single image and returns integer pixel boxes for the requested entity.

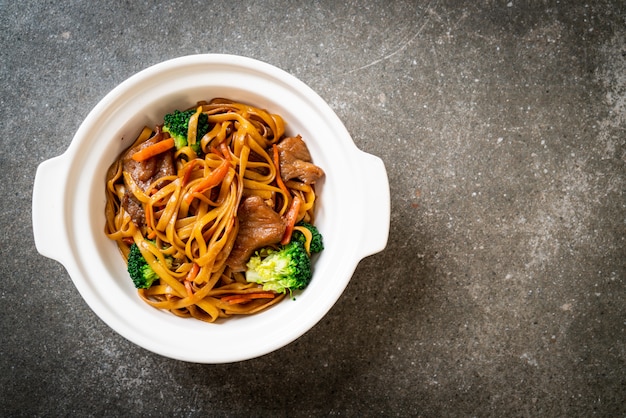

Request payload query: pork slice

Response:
[121,192,145,226]
[122,129,176,190]
[121,129,176,226]
[276,135,324,185]
[226,196,286,271]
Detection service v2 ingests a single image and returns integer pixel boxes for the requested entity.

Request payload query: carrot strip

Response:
[131,138,175,162]
[281,195,302,245]
[273,144,290,198]
[185,158,230,204]
[181,160,198,188]
[184,280,194,298]
[186,263,200,282]
[182,263,200,298]
[221,293,276,304]
[224,298,255,304]
[210,146,222,158]
[220,142,229,157]
[145,207,154,230]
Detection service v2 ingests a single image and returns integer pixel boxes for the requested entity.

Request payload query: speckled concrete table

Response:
[2,1,625,416]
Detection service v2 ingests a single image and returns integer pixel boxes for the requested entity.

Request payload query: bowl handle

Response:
[32,154,71,266]
[356,150,390,258]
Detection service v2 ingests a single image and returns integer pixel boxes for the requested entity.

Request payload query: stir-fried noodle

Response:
[105,98,322,322]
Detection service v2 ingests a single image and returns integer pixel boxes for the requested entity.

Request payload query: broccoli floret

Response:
[292,222,324,254]
[245,241,312,293]
[127,243,171,289]
[162,109,209,155]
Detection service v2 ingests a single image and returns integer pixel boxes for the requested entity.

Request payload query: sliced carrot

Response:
[131,137,175,162]
[185,158,230,204]
[223,297,256,304]
[186,263,200,282]
[181,160,198,188]
[210,142,230,160]
[220,142,230,161]
[210,146,221,158]
[221,293,276,304]
[281,194,302,245]
[273,144,290,198]
[144,207,154,230]
[183,263,200,298]
[184,280,194,298]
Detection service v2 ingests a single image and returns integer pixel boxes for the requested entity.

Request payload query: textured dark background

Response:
[2,1,625,416]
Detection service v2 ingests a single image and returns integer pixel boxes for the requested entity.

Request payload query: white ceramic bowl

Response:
[32,54,389,363]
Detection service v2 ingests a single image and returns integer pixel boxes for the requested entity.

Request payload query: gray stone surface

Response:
[2,0,625,416]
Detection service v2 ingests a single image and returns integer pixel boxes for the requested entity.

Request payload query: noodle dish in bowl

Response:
[32,54,389,363]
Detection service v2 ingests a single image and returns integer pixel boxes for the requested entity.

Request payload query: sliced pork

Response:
[276,135,324,184]
[226,196,286,271]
